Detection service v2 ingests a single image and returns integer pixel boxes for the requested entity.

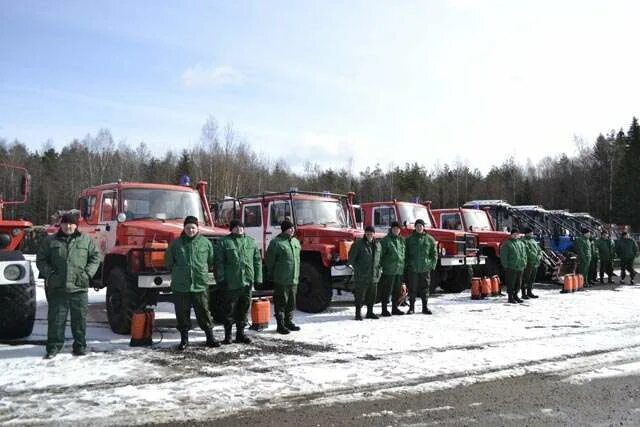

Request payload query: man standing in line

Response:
[615,232,638,284]
[500,229,527,304]
[266,219,301,334]
[379,221,406,316]
[36,213,100,358]
[596,230,615,284]
[521,227,541,299]
[589,234,599,285]
[574,229,592,286]
[348,225,382,320]
[404,219,438,315]
[165,216,219,351]
[216,219,262,344]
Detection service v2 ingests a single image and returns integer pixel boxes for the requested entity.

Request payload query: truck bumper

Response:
[0,260,31,285]
[440,256,486,267]
[137,272,216,289]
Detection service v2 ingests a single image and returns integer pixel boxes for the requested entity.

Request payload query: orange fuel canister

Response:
[250,298,271,331]
[490,275,501,296]
[471,277,482,300]
[480,278,492,298]
[130,308,155,347]
[577,274,584,290]
[562,275,573,293]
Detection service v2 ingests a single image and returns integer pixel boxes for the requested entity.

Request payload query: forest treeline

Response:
[1,115,639,229]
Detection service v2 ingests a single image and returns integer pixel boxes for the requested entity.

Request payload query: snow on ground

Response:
[1,257,640,425]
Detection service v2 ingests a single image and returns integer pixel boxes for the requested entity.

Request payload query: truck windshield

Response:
[122,189,205,222]
[293,199,348,227]
[397,204,433,228]
[462,209,493,231]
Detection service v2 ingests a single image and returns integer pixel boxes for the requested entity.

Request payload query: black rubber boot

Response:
[391,302,404,315]
[177,331,189,351]
[284,319,300,331]
[521,288,529,300]
[276,316,290,335]
[355,305,363,321]
[205,329,220,348]
[381,303,391,317]
[234,325,251,344]
[527,289,539,298]
[365,305,379,319]
[421,297,432,314]
[407,298,415,314]
[508,293,517,304]
[222,324,233,345]
[514,293,524,303]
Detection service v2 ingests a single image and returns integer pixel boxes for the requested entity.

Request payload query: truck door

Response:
[371,205,397,234]
[242,203,264,255]
[267,200,292,249]
[95,191,118,258]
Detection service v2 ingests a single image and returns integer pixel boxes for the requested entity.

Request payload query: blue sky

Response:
[1,0,639,174]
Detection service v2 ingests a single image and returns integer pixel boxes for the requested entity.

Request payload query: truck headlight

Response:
[4,264,24,281]
[440,247,446,256]
[0,233,10,249]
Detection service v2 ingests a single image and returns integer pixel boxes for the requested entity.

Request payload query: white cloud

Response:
[181,63,243,88]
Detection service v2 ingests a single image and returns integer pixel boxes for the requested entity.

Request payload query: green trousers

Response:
[173,291,213,333]
[222,286,251,328]
[354,282,377,308]
[504,268,523,295]
[274,282,297,322]
[577,256,591,280]
[522,264,537,291]
[378,274,403,306]
[407,272,430,299]
[46,289,88,355]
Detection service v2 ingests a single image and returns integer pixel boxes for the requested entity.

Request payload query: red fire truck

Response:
[0,164,35,339]
[360,200,483,292]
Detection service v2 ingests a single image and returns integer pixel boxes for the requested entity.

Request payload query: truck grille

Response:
[455,242,466,255]
[465,233,477,249]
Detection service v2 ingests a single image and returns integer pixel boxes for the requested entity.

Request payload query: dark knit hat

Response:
[510,227,520,234]
[281,219,294,232]
[522,226,533,234]
[229,219,244,231]
[582,228,590,234]
[364,225,375,233]
[60,212,79,225]
[183,216,199,227]
[415,219,426,226]
[390,221,401,229]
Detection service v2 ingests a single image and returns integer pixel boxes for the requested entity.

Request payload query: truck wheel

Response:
[0,260,36,339]
[106,267,141,334]
[296,261,332,313]
[440,266,472,293]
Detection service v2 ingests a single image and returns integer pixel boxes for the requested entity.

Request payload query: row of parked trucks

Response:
[0,164,627,338]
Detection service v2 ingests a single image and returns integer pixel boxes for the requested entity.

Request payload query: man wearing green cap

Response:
[500,228,527,304]
[37,212,100,358]
[379,221,406,316]
[404,219,438,314]
[348,225,382,320]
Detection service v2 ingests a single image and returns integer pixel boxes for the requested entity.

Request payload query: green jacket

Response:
[596,238,615,261]
[380,232,405,276]
[266,233,301,285]
[615,237,639,260]
[500,237,527,271]
[574,236,592,262]
[348,237,382,285]
[522,236,542,267]
[405,231,438,273]
[36,230,100,293]
[590,239,599,262]
[215,233,263,290]
[165,233,215,293]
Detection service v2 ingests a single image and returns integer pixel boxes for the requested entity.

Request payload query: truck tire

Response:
[440,266,472,293]
[296,261,332,313]
[0,259,36,340]
[106,267,142,334]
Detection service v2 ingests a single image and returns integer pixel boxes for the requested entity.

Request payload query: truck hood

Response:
[121,219,228,241]
[296,225,364,241]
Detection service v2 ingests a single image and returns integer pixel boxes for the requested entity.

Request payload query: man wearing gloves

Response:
[266,219,301,334]
[404,219,438,315]
[348,225,382,320]
[379,221,406,316]
[216,219,262,344]
[165,216,218,351]
[36,212,100,358]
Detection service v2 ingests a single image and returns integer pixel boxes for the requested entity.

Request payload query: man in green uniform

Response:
[500,228,526,304]
[216,219,262,344]
[266,219,301,335]
[348,225,382,320]
[574,229,592,286]
[588,235,599,285]
[36,213,100,358]
[379,221,406,316]
[521,227,541,299]
[596,230,615,283]
[165,216,218,351]
[404,219,438,315]
[615,232,638,284]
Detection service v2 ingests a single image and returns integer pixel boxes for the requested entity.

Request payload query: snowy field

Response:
[2,257,640,425]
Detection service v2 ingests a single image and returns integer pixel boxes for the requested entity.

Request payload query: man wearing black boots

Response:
[165,216,219,351]
[404,219,437,315]
[500,228,527,303]
[521,227,541,300]
[379,221,406,316]
[216,219,263,344]
[348,226,382,321]
[266,220,302,334]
